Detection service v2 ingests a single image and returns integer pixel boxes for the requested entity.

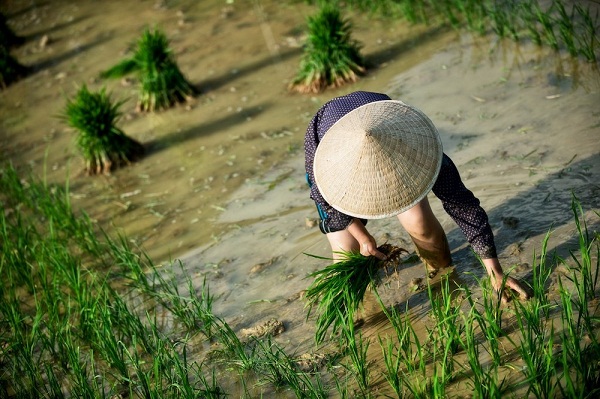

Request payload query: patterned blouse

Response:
[304,91,497,259]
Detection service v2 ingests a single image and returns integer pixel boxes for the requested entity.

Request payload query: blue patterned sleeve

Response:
[304,107,354,231]
[432,154,498,259]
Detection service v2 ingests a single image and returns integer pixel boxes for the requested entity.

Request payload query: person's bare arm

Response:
[347,219,386,260]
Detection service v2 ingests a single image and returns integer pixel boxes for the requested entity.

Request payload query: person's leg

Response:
[326,229,360,262]
[397,197,452,272]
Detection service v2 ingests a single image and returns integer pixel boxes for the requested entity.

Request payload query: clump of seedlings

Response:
[0,12,24,48]
[289,4,365,94]
[0,45,26,89]
[0,13,26,89]
[305,244,406,344]
[101,28,195,112]
[62,85,144,175]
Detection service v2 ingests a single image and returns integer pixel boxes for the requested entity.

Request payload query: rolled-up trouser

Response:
[409,233,452,271]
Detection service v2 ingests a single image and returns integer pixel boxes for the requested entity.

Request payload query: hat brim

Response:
[313,100,443,219]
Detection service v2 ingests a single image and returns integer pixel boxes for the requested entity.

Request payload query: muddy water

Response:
[1,0,457,263]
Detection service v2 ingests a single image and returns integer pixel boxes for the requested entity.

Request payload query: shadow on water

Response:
[4,1,50,19]
[29,36,111,72]
[144,102,271,155]
[22,15,90,42]
[365,24,450,69]
[197,48,302,93]
[364,153,599,327]
[448,153,600,283]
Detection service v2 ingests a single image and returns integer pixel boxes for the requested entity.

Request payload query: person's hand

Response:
[347,219,387,260]
[482,258,531,303]
[360,238,386,260]
[496,275,532,303]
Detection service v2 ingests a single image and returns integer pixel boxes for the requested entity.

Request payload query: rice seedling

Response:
[63,336,105,398]
[520,0,543,46]
[461,305,507,398]
[454,0,486,35]
[254,336,328,398]
[304,251,376,344]
[165,347,226,399]
[0,209,37,292]
[213,316,258,371]
[42,362,67,398]
[533,0,559,50]
[462,279,504,367]
[62,84,144,175]
[0,12,24,48]
[254,336,298,388]
[511,238,559,398]
[574,4,599,62]
[93,328,130,386]
[120,253,217,337]
[343,317,371,394]
[373,288,431,393]
[557,279,600,397]
[1,294,47,393]
[305,244,405,344]
[1,164,104,258]
[379,335,405,397]
[555,198,600,395]
[375,293,430,398]
[397,0,428,25]
[427,274,464,356]
[440,1,461,30]
[0,42,27,88]
[189,365,227,399]
[101,27,195,112]
[488,0,519,41]
[566,196,599,302]
[123,335,166,399]
[0,13,27,89]
[289,4,365,93]
[106,231,153,290]
[555,0,578,57]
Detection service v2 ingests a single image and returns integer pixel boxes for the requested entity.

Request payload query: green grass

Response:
[101,28,195,112]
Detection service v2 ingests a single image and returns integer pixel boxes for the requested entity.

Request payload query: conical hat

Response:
[313,100,443,219]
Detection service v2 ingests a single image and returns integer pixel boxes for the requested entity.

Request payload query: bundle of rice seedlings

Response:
[0,12,25,48]
[305,244,406,344]
[0,14,27,89]
[62,85,144,175]
[101,28,195,112]
[0,45,26,89]
[289,4,365,94]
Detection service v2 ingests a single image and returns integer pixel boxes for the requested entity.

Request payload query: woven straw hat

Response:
[313,100,443,219]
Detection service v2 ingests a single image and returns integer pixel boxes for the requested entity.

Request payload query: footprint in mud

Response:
[249,256,280,275]
[239,318,285,340]
[295,352,330,372]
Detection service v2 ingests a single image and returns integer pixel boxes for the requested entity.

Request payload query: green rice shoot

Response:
[305,244,406,344]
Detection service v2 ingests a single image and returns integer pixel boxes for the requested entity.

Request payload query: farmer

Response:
[305,91,529,301]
